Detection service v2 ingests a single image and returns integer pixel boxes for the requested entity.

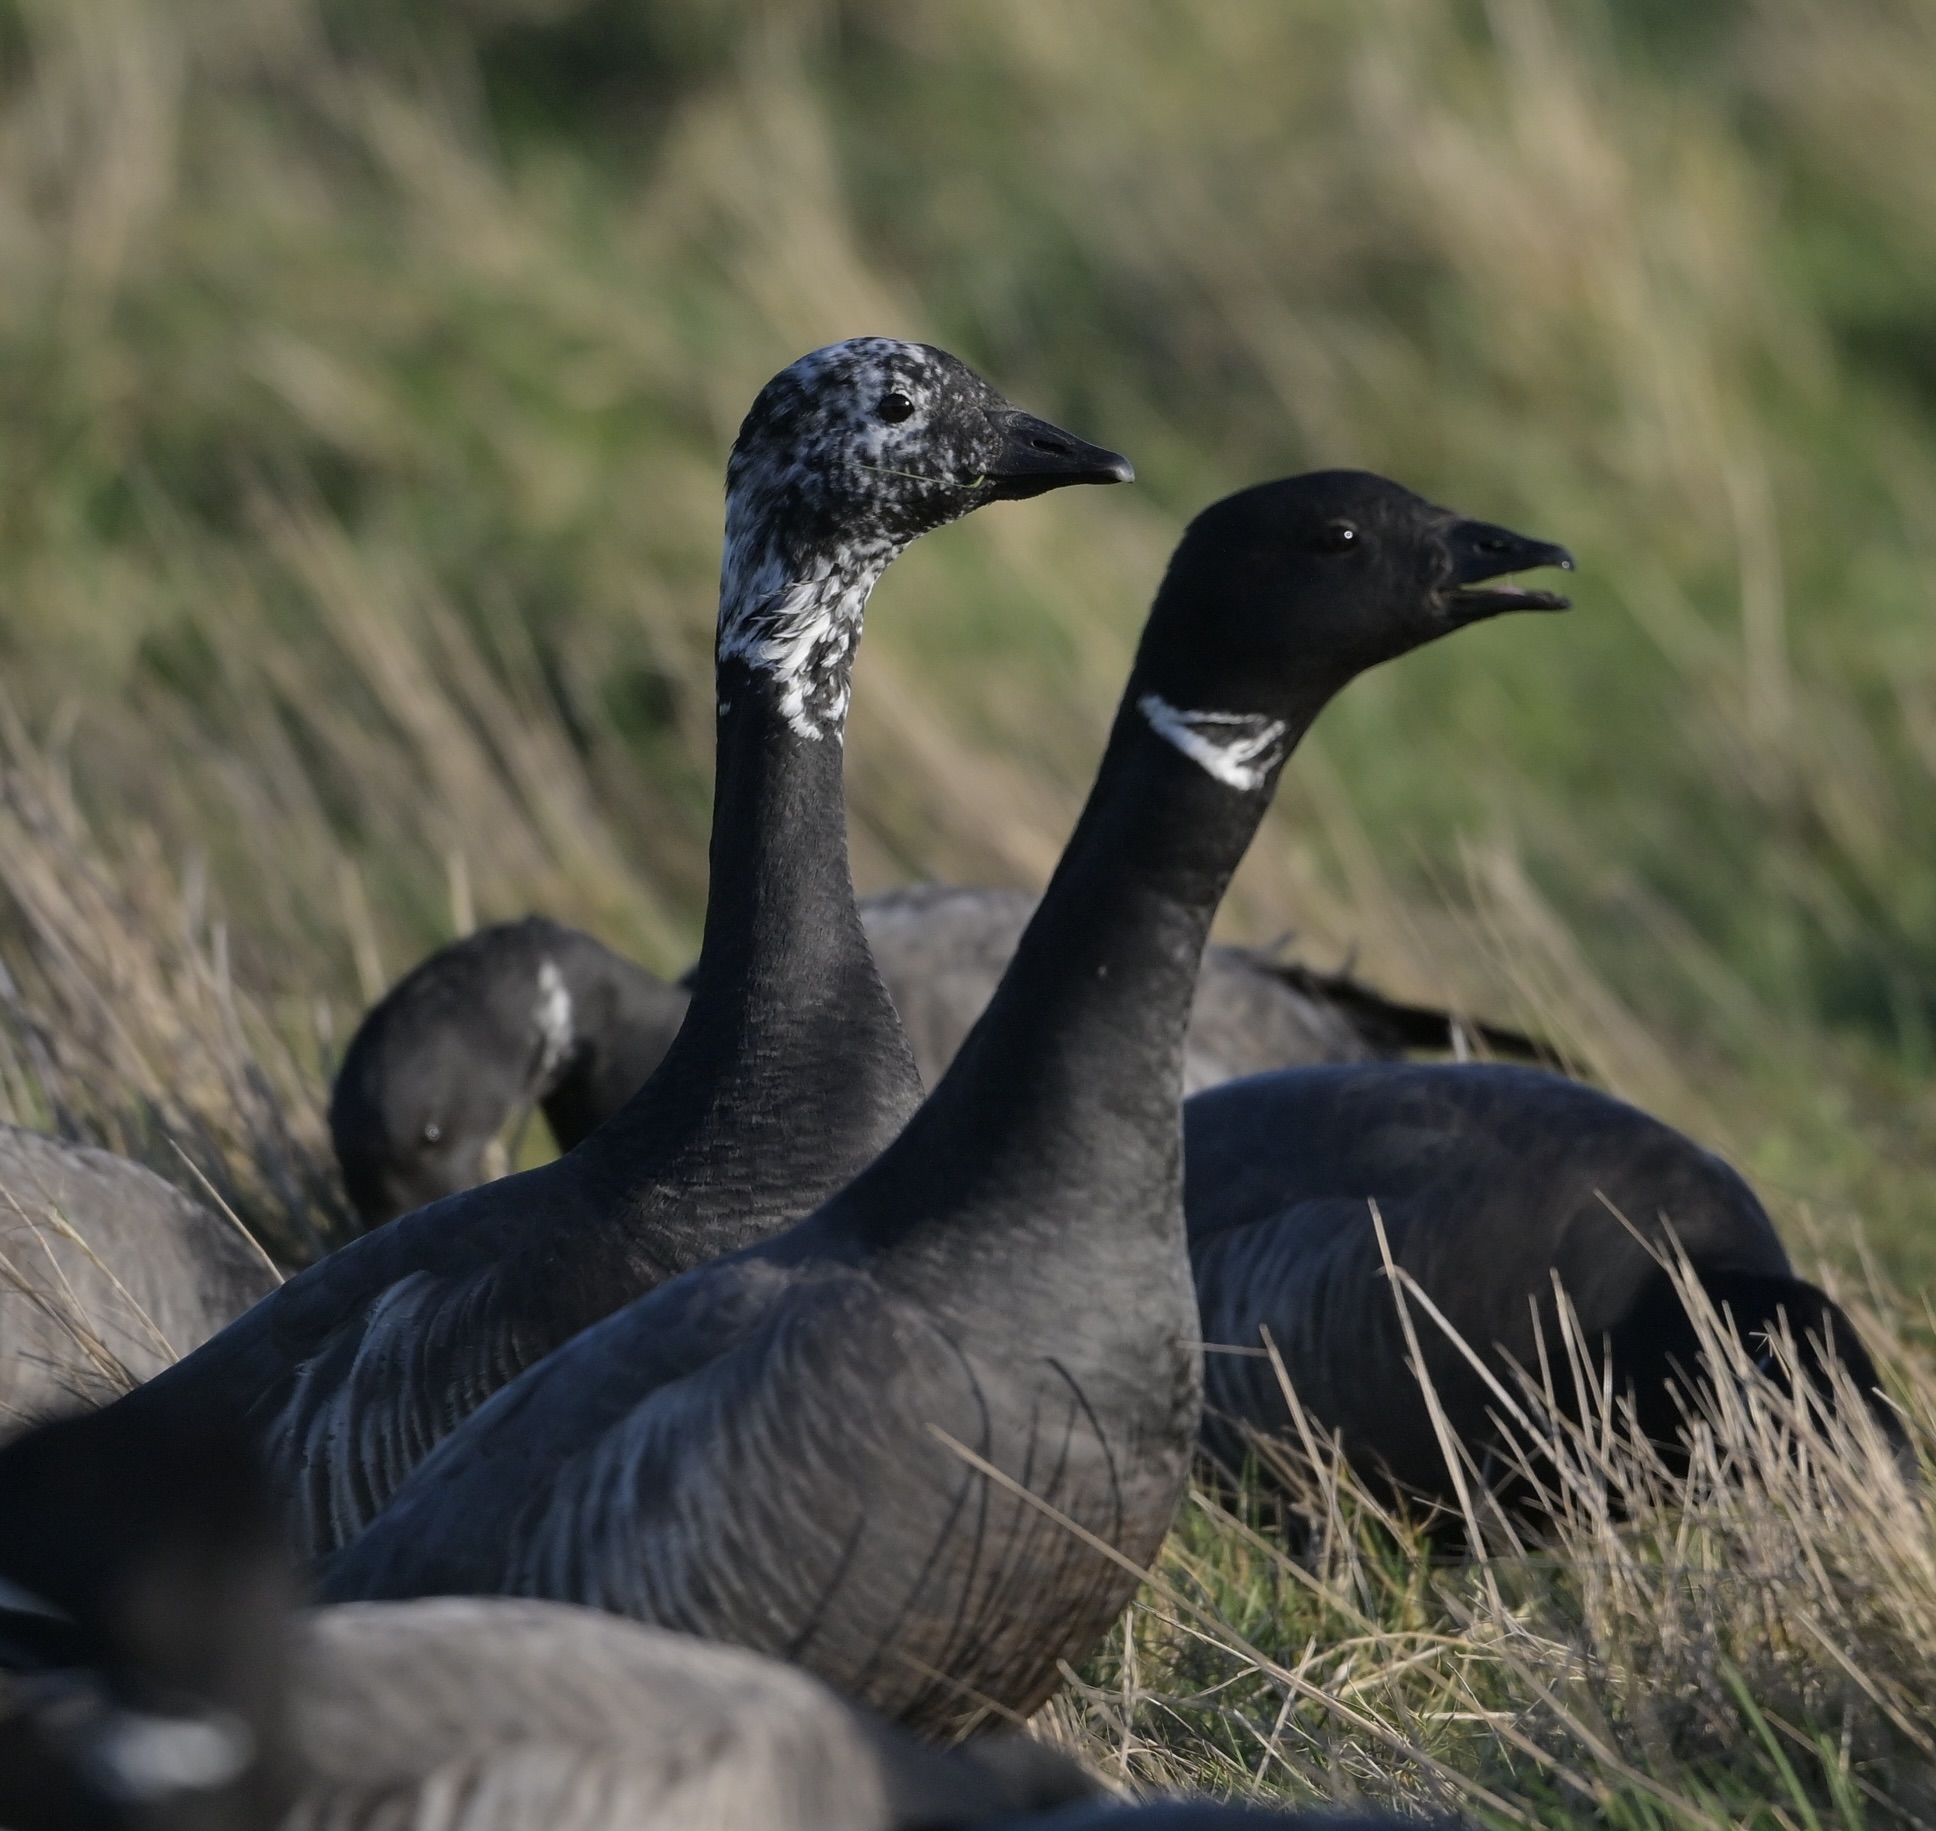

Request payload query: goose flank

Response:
[1187,1061,1904,1512]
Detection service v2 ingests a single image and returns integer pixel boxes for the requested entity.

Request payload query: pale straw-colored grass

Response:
[1048,1248,1936,1827]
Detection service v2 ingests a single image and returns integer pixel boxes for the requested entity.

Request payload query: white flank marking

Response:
[1137,693,1288,792]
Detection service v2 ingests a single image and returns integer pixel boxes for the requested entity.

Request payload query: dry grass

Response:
[1050,1261,1936,1827]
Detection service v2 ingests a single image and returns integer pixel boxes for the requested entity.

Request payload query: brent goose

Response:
[320,473,1574,1733]
[327,915,689,1224]
[0,1125,278,1428]
[0,1403,1095,1831]
[1188,1062,1904,1512]
[329,890,1540,1225]
[112,339,1130,1559]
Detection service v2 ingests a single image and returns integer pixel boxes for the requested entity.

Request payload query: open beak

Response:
[978,409,1135,501]
[1442,517,1575,622]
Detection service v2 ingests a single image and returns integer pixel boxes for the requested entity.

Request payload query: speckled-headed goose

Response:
[319,473,1574,1733]
[0,1403,1096,1831]
[0,1124,278,1430]
[1188,1062,1904,1511]
[327,891,1541,1228]
[111,339,1130,1561]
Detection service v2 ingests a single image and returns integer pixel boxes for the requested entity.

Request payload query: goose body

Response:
[331,884,1540,1226]
[0,1125,278,1429]
[1187,1062,1897,1506]
[112,339,1131,1560]
[321,474,1574,1734]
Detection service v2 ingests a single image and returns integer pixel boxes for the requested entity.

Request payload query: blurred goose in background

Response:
[0,1125,279,1432]
[330,891,1541,1228]
[1188,1062,1905,1513]
[321,474,1574,1736]
[110,338,1133,1562]
[0,1401,1097,1831]
[327,917,689,1226]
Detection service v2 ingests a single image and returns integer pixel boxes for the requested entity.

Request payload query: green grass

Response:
[1,0,1935,1816]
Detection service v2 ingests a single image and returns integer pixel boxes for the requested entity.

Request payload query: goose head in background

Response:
[327,918,690,1227]
[0,1403,295,1831]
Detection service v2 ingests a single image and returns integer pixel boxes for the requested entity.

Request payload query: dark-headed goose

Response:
[327,916,688,1225]
[1188,1063,1904,1512]
[328,890,1541,1227]
[0,1404,1097,1831]
[113,339,1131,1560]
[320,473,1574,1732]
[0,1125,279,1430]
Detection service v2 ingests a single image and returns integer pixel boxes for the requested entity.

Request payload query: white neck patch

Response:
[533,958,575,1079]
[716,534,892,742]
[1137,693,1287,793]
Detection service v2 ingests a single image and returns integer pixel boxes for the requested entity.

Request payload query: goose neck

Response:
[859,677,1329,1250]
[678,519,895,1012]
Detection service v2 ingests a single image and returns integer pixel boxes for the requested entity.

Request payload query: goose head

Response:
[0,1403,296,1828]
[725,337,1132,551]
[1131,470,1573,777]
[719,338,1131,738]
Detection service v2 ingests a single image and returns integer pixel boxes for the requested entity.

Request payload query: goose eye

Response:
[877,390,915,424]
[1316,521,1359,553]
[422,1121,443,1145]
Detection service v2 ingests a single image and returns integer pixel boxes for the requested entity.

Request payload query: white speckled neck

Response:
[715,534,892,742]
[1137,692,1287,792]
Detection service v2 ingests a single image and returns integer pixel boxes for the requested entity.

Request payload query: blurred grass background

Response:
[0,0,1933,1278]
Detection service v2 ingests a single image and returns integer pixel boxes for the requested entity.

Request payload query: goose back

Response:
[0,1126,278,1429]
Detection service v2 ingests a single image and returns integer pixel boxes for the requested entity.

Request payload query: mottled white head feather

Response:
[1137,693,1288,792]
[716,337,1124,739]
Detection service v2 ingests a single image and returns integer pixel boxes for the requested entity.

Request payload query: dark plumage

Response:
[110,338,1131,1561]
[319,473,1574,1735]
[328,916,688,1225]
[1188,1063,1902,1512]
[0,1403,1097,1831]
[0,1125,280,1429]
[328,886,1542,1226]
